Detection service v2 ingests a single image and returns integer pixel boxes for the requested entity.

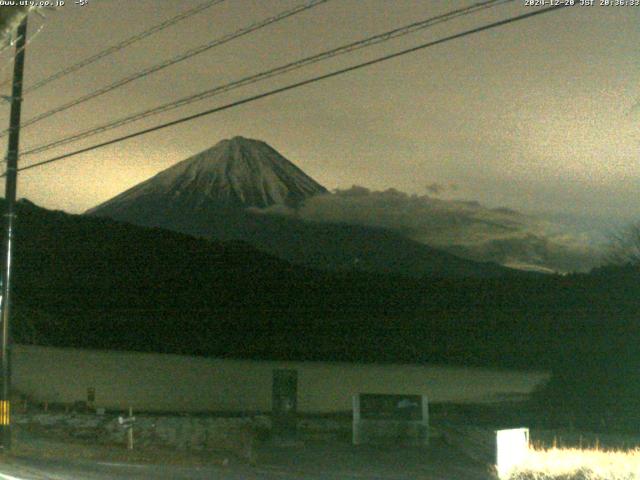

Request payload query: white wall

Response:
[12,344,549,413]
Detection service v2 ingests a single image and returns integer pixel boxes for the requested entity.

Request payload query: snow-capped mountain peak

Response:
[88,136,327,213]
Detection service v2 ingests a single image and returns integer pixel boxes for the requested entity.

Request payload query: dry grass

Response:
[506,446,640,480]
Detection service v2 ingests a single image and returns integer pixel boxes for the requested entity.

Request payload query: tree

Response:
[0,7,30,48]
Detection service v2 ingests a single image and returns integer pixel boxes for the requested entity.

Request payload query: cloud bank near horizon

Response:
[257,185,602,273]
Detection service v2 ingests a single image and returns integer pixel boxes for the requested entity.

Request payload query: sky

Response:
[0,0,638,239]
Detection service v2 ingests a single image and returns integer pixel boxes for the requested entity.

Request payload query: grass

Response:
[505,446,640,480]
[531,430,640,452]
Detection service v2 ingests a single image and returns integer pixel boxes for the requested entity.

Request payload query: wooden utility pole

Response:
[0,16,28,451]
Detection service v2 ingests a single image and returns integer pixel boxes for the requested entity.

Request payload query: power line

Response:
[0,0,329,138]
[23,0,512,157]
[13,4,571,176]
[21,0,226,95]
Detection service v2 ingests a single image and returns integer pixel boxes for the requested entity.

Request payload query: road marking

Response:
[96,461,147,468]
[0,473,27,480]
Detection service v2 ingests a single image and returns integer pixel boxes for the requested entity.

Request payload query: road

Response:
[0,439,491,479]
[0,459,321,480]
[0,458,438,480]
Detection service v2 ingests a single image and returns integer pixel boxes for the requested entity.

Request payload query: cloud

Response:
[258,185,601,273]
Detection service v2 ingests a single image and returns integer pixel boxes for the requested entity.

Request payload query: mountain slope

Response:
[88,136,512,279]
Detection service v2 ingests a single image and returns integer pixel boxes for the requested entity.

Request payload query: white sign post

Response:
[495,427,529,479]
[118,407,136,450]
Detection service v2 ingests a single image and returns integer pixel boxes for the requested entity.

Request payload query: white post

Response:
[127,406,134,450]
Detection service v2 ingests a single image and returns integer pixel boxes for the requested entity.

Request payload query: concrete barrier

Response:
[12,344,549,413]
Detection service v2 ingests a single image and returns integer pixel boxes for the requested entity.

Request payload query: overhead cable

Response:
[23,0,511,157]
[22,0,226,95]
[0,0,329,137]
[14,4,571,175]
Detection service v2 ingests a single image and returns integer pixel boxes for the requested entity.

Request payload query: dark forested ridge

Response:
[6,199,640,429]
[5,199,637,368]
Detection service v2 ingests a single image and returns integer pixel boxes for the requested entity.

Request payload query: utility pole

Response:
[0,16,28,451]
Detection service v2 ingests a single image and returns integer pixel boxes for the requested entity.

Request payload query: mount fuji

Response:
[87,136,511,278]
[88,136,327,213]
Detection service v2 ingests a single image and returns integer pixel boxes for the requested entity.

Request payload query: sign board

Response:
[353,393,428,446]
[118,415,136,429]
[359,394,423,421]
